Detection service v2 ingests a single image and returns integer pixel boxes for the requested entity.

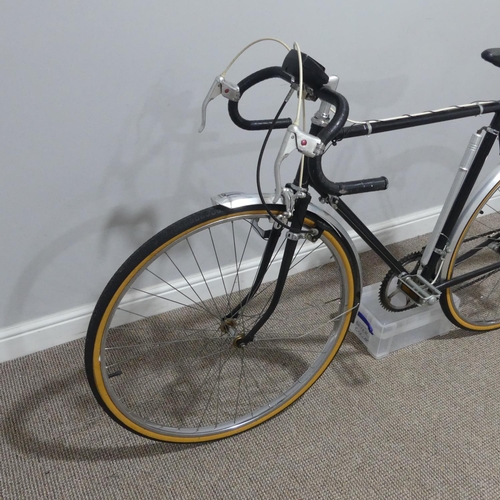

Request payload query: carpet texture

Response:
[1,235,500,499]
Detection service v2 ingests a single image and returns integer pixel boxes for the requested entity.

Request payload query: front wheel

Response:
[85,204,358,442]
[441,180,500,330]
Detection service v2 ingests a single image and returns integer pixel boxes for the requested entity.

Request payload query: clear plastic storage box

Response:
[351,282,455,359]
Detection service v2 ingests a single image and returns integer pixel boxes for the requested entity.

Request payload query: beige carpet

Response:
[1,234,500,499]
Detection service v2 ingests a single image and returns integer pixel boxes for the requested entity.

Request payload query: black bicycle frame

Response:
[239,103,500,345]
[312,103,500,287]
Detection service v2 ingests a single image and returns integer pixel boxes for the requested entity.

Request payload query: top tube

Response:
[337,100,500,140]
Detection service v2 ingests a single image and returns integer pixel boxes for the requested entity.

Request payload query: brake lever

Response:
[272,124,324,202]
[199,76,240,132]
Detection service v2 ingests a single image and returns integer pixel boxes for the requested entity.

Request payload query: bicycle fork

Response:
[222,222,284,322]
[232,193,312,347]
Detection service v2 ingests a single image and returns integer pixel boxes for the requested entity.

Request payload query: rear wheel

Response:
[85,204,358,442]
[441,180,500,330]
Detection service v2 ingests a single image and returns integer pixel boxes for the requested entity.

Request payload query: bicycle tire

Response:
[441,179,500,330]
[85,204,358,442]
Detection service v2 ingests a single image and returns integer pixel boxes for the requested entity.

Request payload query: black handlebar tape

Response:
[330,177,389,195]
[228,66,294,130]
[306,91,351,197]
[308,155,389,197]
[481,48,500,68]
[227,65,356,198]
[307,156,335,196]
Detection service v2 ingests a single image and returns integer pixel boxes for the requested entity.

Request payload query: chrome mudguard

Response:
[211,191,363,293]
[440,164,500,279]
[212,192,275,209]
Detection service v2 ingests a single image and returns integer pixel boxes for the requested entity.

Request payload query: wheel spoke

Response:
[88,207,353,441]
[233,349,245,422]
[196,347,233,429]
[289,241,326,270]
[129,286,217,319]
[186,237,224,319]
[105,345,228,371]
[163,252,221,319]
[104,335,222,351]
[444,187,500,327]
[145,268,216,318]
[208,227,232,312]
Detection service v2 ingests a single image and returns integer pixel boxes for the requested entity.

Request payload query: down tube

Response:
[332,198,407,275]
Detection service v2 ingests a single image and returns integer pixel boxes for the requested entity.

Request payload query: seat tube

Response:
[422,112,500,280]
[420,131,484,268]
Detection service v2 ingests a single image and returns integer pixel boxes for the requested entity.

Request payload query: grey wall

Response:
[2,0,500,331]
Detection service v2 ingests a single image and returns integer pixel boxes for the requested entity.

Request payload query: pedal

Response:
[398,274,441,306]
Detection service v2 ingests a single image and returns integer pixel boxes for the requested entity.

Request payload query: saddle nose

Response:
[481,48,500,68]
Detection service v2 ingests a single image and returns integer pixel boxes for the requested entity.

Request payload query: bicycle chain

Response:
[449,229,500,292]
[462,229,500,245]
[450,267,500,293]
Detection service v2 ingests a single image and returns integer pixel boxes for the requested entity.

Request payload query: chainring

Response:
[379,251,423,312]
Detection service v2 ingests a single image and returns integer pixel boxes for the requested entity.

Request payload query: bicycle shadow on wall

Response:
[323,138,463,220]
[322,75,471,226]
[100,71,453,254]
[100,70,461,258]
[98,75,289,240]
[1,339,370,460]
[3,76,275,328]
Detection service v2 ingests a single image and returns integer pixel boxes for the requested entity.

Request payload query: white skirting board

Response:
[0,205,441,363]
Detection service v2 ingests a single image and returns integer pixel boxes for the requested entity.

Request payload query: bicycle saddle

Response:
[482,48,500,68]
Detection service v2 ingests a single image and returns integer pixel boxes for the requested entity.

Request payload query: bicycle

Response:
[84,41,500,443]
